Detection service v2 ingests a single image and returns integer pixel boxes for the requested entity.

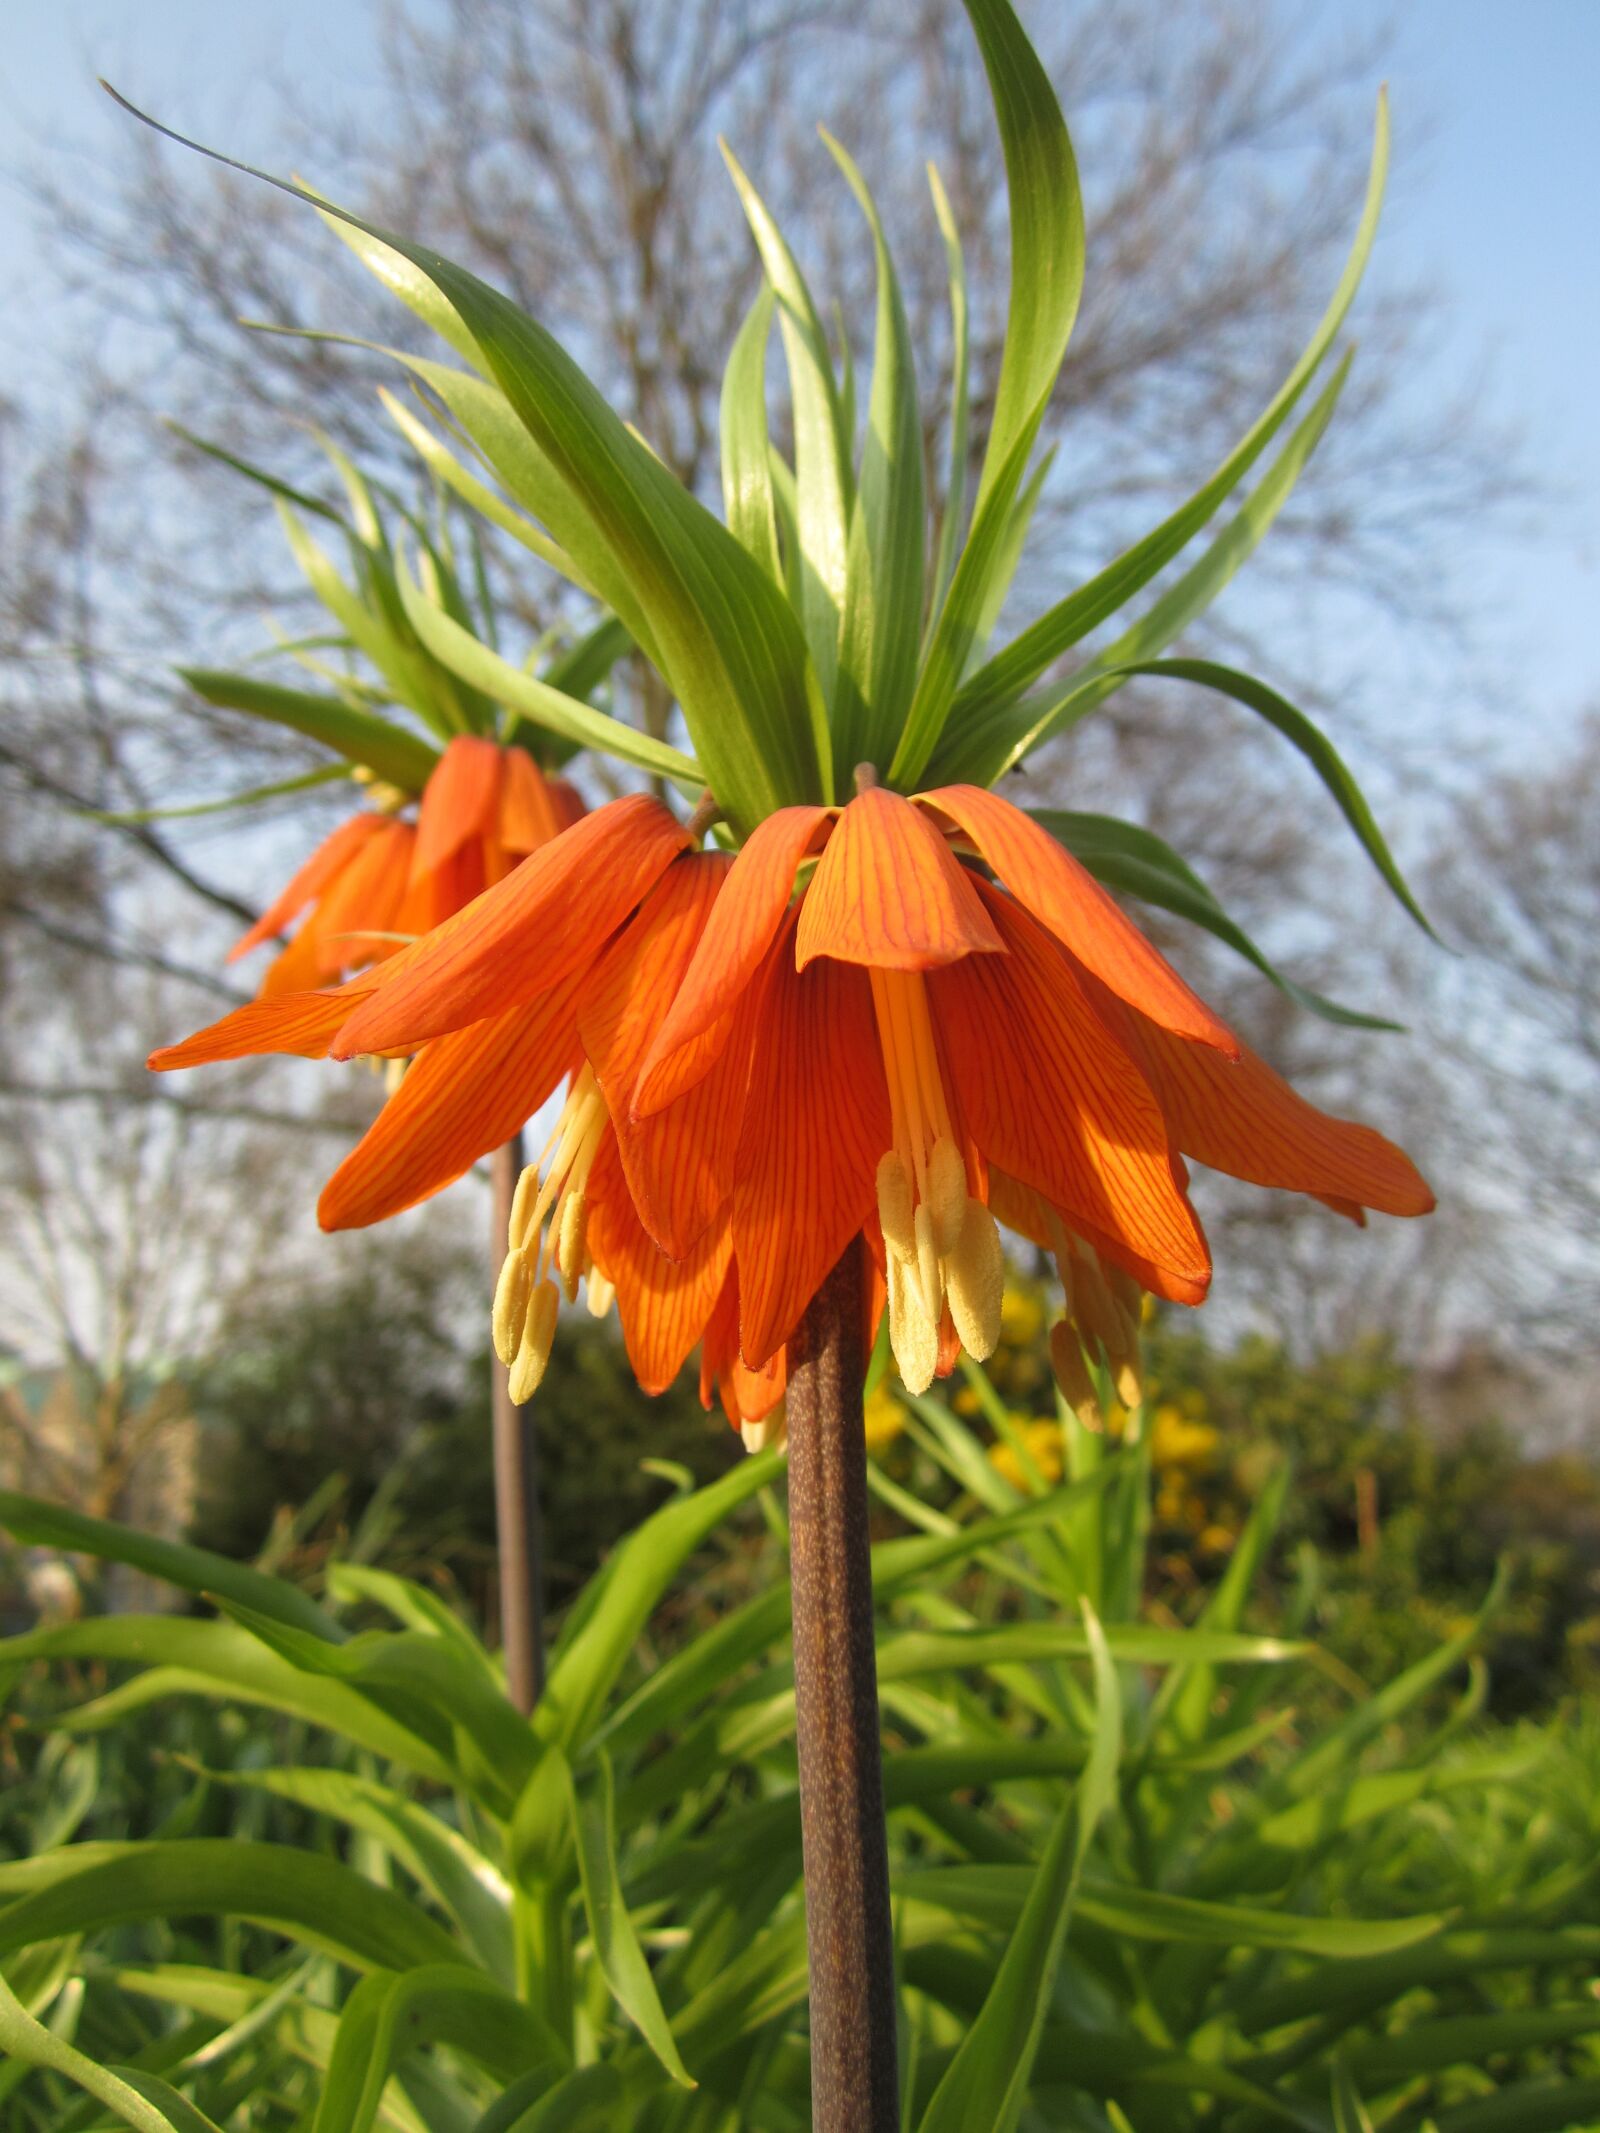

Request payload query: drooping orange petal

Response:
[308,817,417,981]
[732,910,891,1369]
[412,735,503,882]
[588,1138,733,1396]
[258,911,342,1000]
[498,747,565,853]
[580,853,752,1259]
[633,804,831,1116]
[1100,988,1435,1217]
[317,975,584,1231]
[548,778,586,832]
[229,814,384,962]
[149,979,379,1070]
[333,795,691,1058]
[936,883,1210,1298]
[919,784,1237,1056]
[699,1262,786,1427]
[984,1168,1209,1308]
[795,786,1003,973]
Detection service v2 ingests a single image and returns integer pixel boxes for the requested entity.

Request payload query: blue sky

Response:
[3,0,1596,734]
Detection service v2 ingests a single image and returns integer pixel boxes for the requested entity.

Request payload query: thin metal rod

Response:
[786,1239,899,2132]
[491,1135,545,1714]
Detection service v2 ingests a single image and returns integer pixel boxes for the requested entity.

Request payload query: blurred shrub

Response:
[191,1236,740,1618]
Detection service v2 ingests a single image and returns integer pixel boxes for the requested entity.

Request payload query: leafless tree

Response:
[0,0,1548,1366]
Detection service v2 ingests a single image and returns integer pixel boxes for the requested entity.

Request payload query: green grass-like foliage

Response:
[4,1385,1598,2132]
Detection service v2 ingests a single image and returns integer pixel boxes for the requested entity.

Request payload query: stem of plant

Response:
[787,1238,900,2132]
[491,1135,545,1715]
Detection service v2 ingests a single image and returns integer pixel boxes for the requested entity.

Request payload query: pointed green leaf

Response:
[275,501,461,739]
[719,287,782,585]
[0,1490,340,1640]
[392,553,701,792]
[925,162,971,635]
[379,386,582,590]
[935,351,1352,782]
[89,764,351,826]
[917,1603,1115,2133]
[179,669,440,791]
[0,1972,225,2133]
[891,0,1083,787]
[1088,660,1435,934]
[312,1967,560,2133]
[1331,2058,1376,2133]
[823,130,926,774]
[721,144,851,715]
[567,1754,695,2087]
[0,1842,468,1972]
[959,0,1084,519]
[208,1763,514,1984]
[1031,810,1403,1028]
[953,97,1389,733]
[102,91,827,832]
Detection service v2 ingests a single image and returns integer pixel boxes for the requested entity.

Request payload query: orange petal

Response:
[919,785,1237,1056]
[548,778,587,832]
[230,814,384,961]
[795,786,1003,973]
[985,1168,1208,1308]
[149,979,378,1070]
[412,735,503,882]
[699,1263,786,1427]
[633,805,831,1116]
[308,817,417,980]
[1103,992,1435,1218]
[333,795,691,1058]
[580,853,751,1259]
[936,883,1210,1298]
[498,747,565,853]
[589,1143,733,1396]
[732,911,890,1369]
[317,978,584,1231]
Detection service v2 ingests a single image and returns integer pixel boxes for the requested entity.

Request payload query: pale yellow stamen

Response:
[869,969,999,1389]
[1044,1214,1147,1418]
[492,1066,615,1394]
[492,1249,535,1365]
[509,1280,561,1402]
[740,1405,787,1456]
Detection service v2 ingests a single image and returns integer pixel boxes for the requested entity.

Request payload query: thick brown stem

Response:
[786,1239,899,2132]
[491,1136,545,1714]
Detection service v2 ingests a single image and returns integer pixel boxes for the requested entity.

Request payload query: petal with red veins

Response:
[795,786,1002,972]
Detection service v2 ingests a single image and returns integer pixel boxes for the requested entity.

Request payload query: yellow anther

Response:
[1050,1320,1103,1431]
[556,1190,589,1305]
[926,1135,968,1259]
[876,1150,916,1261]
[383,1056,408,1099]
[740,1406,787,1455]
[946,1198,1003,1360]
[508,1163,541,1252]
[584,1270,615,1318]
[1114,1355,1143,1412]
[887,1254,939,1396]
[492,1247,535,1365]
[913,1203,941,1327]
[509,1279,560,1403]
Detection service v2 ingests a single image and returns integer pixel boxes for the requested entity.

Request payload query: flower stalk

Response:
[786,1241,900,2131]
[491,1135,547,1714]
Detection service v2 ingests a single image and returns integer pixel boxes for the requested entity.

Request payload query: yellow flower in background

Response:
[988,1416,1065,1491]
[999,1284,1046,1347]
[864,1381,909,1454]
[1150,1403,1220,1474]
